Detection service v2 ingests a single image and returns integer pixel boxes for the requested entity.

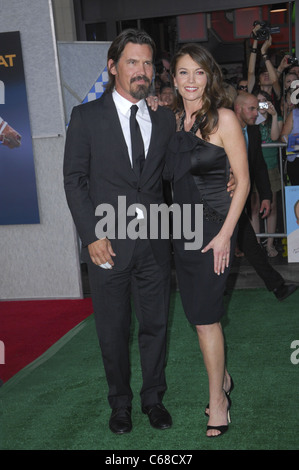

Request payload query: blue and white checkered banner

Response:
[82,67,108,103]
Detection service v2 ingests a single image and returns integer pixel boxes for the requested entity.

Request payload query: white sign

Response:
[285,185,299,262]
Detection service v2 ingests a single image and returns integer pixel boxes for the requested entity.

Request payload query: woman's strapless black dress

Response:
[165,127,238,325]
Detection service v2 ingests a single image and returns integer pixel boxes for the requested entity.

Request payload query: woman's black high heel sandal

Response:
[204,374,234,417]
[206,393,231,438]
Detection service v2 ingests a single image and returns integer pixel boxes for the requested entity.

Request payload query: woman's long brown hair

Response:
[171,43,231,140]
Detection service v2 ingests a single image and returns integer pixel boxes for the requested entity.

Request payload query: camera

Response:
[259,102,269,109]
[252,21,280,41]
[287,57,299,66]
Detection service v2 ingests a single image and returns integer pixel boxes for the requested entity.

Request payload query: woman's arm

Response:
[280,110,294,142]
[247,36,258,93]
[270,113,283,141]
[202,108,250,275]
[276,54,292,79]
[266,102,283,140]
[261,37,281,99]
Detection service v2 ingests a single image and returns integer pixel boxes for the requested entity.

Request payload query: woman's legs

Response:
[196,322,230,437]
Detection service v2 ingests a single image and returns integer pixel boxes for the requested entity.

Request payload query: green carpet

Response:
[1,289,298,451]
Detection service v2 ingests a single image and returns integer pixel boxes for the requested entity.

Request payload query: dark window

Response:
[86,22,107,41]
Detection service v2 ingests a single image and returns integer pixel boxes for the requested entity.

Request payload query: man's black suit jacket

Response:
[247,124,272,206]
[63,91,176,270]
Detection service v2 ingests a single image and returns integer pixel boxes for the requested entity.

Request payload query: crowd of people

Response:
[63,26,297,441]
[152,22,299,258]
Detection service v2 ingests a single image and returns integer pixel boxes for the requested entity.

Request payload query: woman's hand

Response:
[201,234,231,276]
[261,36,272,55]
[278,54,291,74]
[265,100,277,117]
[251,24,261,40]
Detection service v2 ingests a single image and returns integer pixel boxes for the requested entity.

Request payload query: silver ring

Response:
[154,98,158,101]
[222,257,226,260]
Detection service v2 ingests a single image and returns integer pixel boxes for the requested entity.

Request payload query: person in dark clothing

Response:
[64,29,175,435]
[234,93,297,301]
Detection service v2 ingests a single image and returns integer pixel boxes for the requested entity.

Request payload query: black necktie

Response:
[130,104,145,176]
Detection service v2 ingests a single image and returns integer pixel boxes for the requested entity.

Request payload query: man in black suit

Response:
[234,93,296,300]
[63,29,176,434]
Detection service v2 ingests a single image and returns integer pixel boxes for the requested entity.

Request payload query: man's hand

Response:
[260,199,271,219]
[88,238,116,268]
[146,95,159,110]
[227,170,236,197]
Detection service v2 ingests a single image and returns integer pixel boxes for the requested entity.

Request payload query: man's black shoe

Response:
[109,407,132,434]
[273,283,297,301]
[142,403,172,429]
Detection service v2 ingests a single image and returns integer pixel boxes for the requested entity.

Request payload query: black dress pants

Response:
[87,238,171,409]
[237,211,284,291]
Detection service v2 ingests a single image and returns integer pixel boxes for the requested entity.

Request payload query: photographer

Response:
[288,62,299,78]
[284,71,298,92]
[281,87,296,121]
[154,51,171,85]
[251,89,283,257]
[152,52,171,97]
[280,99,299,185]
[276,54,299,81]
[276,54,294,79]
[248,22,281,105]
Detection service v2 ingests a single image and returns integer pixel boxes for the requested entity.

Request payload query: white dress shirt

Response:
[112,89,152,166]
[98,90,150,269]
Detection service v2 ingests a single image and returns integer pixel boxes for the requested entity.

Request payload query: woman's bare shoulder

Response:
[218,107,240,129]
[218,106,237,120]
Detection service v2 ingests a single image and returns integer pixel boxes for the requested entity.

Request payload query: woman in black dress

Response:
[165,44,250,437]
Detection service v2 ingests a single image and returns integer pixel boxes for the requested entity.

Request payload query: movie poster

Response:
[0,31,39,224]
[285,185,299,263]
